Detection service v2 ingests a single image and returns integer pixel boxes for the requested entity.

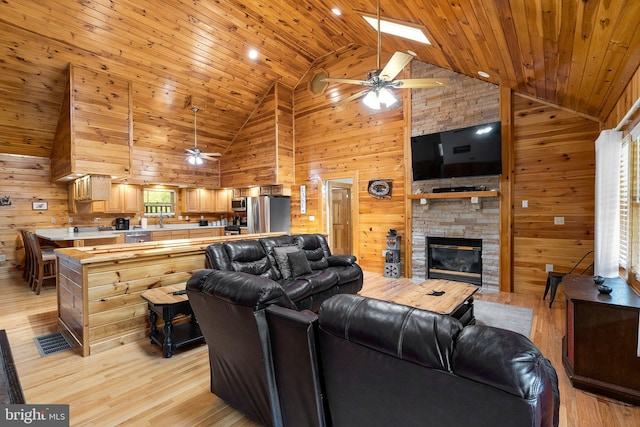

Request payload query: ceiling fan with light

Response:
[185,107,221,165]
[322,1,447,109]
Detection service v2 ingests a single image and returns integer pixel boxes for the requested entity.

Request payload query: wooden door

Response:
[330,183,352,255]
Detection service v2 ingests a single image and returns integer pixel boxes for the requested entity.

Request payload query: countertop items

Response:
[36,223,226,241]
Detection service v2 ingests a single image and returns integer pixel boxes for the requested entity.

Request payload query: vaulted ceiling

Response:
[1,0,638,159]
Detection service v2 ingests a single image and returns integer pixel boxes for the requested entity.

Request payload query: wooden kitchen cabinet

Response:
[182,188,216,213]
[152,230,190,240]
[68,181,105,214]
[123,185,142,212]
[152,231,172,241]
[74,175,111,201]
[260,184,291,196]
[215,189,231,212]
[169,230,190,239]
[189,228,224,239]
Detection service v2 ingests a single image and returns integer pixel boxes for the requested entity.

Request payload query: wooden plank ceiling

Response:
[0,0,638,159]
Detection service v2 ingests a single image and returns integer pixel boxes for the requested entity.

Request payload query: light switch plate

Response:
[546,264,553,272]
[554,216,565,225]
[522,200,528,208]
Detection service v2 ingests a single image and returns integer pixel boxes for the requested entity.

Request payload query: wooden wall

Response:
[0,154,68,280]
[604,65,640,132]
[511,94,600,295]
[51,65,133,181]
[221,82,294,188]
[292,46,407,273]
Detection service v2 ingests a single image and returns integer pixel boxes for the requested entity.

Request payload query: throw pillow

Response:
[272,245,300,280]
[288,250,312,277]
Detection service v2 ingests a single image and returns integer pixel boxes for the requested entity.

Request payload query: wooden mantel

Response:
[407,190,499,200]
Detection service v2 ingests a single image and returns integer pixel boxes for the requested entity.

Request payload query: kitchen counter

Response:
[54,232,285,356]
[36,223,227,246]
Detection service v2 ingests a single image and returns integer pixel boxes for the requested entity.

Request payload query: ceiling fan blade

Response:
[379,51,414,81]
[322,77,372,86]
[392,78,449,88]
[334,89,370,106]
[202,152,221,159]
[186,148,197,155]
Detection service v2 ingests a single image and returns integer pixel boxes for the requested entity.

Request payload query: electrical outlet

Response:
[50,217,56,224]
[0,255,6,262]
[546,264,554,272]
[522,200,528,208]
[68,217,73,223]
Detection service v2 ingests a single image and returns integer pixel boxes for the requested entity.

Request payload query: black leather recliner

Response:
[188,270,560,427]
[312,294,560,427]
[186,269,294,426]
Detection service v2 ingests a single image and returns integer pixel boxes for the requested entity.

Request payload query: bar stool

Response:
[543,250,593,307]
[20,230,33,286]
[26,231,58,295]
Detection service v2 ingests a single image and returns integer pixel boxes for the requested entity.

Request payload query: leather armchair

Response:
[316,294,560,427]
[186,269,295,426]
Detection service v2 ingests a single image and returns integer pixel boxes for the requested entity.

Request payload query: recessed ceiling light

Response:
[362,15,430,45]
[331,8,342,16]
[477,71,490,78]
[248,49,258,60]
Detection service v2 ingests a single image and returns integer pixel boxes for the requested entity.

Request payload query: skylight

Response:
[362,16,431,45]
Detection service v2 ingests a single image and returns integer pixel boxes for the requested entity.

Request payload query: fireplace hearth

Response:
[427,237,482,286]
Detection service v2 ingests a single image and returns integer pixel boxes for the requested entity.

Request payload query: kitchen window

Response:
[143,188,176,216]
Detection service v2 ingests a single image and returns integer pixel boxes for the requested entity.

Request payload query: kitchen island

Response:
[54,232,285,356]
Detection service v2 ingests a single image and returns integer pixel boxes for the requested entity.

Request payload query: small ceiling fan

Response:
[322,1,447,109]
[186,107,221,165]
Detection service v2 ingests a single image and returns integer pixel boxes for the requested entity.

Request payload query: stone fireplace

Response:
[411,176,500,292]
[427,237,482,285]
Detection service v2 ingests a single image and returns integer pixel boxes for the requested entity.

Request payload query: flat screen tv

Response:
[411,121,502,181]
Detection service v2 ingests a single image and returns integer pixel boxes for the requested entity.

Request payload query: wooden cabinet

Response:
[153,230,190,241]
[182,188,216,213]
[189,228,224,239]
[562,274,640,405]
[152,231,172,241]
[182,188,231,213]
[152,228,224,241]
[74,175,111,201]
[260,184,291,196]
[68,181,106,214]
[215,189,231,212]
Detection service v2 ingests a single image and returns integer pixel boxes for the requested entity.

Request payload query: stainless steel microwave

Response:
[231,197,247,211]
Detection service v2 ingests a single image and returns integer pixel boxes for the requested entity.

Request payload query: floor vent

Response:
[34,332,75,357]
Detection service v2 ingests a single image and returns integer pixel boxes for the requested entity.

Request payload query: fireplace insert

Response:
[427,237,482,286]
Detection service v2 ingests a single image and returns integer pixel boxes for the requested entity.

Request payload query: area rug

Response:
[474,300,533,338]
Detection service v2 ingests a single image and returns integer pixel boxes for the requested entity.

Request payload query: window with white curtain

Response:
[619,137,629,274]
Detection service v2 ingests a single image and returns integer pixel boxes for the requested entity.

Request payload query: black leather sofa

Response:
[204,233,363,311]
[186,270,560,427]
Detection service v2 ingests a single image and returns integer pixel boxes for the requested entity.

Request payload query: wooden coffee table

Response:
[363,279,479,326]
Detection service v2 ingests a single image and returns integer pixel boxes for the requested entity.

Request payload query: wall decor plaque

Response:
[368,180,392,199]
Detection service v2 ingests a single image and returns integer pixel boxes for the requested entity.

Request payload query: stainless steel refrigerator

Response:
[246,196,291,234]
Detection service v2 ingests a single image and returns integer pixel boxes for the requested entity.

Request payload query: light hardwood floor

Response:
[4,271,639,426]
